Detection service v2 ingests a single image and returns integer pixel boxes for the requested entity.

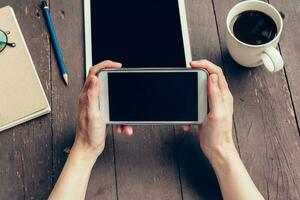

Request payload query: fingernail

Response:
[116,62,122,67]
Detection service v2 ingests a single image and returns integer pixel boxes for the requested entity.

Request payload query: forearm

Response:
[49,142,98,200]
[210,145,265,200]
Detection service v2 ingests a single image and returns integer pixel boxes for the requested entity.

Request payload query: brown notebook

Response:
[0,6,51,132]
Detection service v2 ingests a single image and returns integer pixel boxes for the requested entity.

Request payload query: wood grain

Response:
[175,127,222,200]
[85,127,117,200]
[172,0,226,199]
[0,0,52,199]
[0,0,300,199]
[269,0,300,134]
[50,1,118,199]
[184,0,239,147]
[212,0,300,199]
[114,126,182,200]
[50,0,85,182]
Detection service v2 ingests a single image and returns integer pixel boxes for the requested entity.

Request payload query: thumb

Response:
[86,76,100,112]
[207,74,222,113]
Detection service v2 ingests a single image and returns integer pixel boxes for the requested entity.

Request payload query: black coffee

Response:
[232,10,277,45]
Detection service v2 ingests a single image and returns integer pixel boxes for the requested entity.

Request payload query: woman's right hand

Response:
[184,60,236,162]
[116,59,237,163]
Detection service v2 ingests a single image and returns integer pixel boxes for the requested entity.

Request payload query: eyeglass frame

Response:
[0,29,16,53]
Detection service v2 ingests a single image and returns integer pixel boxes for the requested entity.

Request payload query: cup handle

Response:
[261,47,284,72]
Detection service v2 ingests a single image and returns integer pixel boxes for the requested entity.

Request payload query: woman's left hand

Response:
[74,60,133,158]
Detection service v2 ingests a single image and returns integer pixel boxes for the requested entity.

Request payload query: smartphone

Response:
[98,68,208,124]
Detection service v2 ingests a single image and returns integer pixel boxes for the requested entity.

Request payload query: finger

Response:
[85,76,100,112]
[123,126,133,136]
[182,125,191,132]
[207,74,222,113]
[79,76,97,106]
[190,59,228,91]
[82,74,93,92]
[116,126,123,134]
[89,60,122,76]
[116,125,133,135]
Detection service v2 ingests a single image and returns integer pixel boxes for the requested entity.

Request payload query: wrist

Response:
[70,140,101,166]
[205,142,239,168]
[74,131,105,157]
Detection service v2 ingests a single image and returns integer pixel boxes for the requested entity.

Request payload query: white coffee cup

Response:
[226,0,284,72]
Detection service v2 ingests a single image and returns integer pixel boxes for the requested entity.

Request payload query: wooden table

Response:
[1,0,300,199]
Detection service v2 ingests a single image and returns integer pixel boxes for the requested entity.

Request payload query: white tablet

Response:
[84,0,192,75]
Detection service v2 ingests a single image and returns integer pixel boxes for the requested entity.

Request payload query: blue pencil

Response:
[41,1,68,85]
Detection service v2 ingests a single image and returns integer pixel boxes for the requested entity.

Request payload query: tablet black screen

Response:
[91,0,187,67]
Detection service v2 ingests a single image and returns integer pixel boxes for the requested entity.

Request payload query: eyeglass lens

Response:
[0,30,8,52]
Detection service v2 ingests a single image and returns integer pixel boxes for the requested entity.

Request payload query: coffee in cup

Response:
[231,10,277,45]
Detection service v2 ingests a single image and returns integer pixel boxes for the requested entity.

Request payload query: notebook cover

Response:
[0,6,51,132]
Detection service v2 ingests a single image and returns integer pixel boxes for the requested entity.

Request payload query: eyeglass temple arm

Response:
[0,41,16,47]
[6,42,16,47]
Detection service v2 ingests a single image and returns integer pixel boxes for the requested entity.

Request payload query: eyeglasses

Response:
[0,30,16,53]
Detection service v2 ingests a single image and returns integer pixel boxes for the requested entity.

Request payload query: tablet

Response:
[84,0,192,74]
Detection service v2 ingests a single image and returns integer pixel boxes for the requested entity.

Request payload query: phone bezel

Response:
[99,68,208,124]
[84,0,192,76]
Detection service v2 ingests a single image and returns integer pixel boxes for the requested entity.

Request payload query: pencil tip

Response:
[63,74,68,86]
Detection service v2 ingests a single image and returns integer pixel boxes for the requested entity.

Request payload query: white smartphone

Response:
[98,68,208,124]
[84,0,192,75]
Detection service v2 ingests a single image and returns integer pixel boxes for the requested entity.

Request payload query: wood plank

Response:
[269,0,300,134]
[212,0,300,199]
[0,0,52,199]
[184,0,240,147]
[185,0,222,66]
[172,0,227,199]
[50,1,118,199]
[50,0,85,181]
[85,127,117,200]
[175,127,222,200]
[114,126,182,200]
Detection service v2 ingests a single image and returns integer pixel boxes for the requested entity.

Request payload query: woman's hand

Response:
[184,60,236,161]
[49,60,134,200]
[188,60,264,200]
[74,60,133,160]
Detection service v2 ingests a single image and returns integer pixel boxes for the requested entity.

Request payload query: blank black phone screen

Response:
[108,72,198,121]
[91,0,186,67]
